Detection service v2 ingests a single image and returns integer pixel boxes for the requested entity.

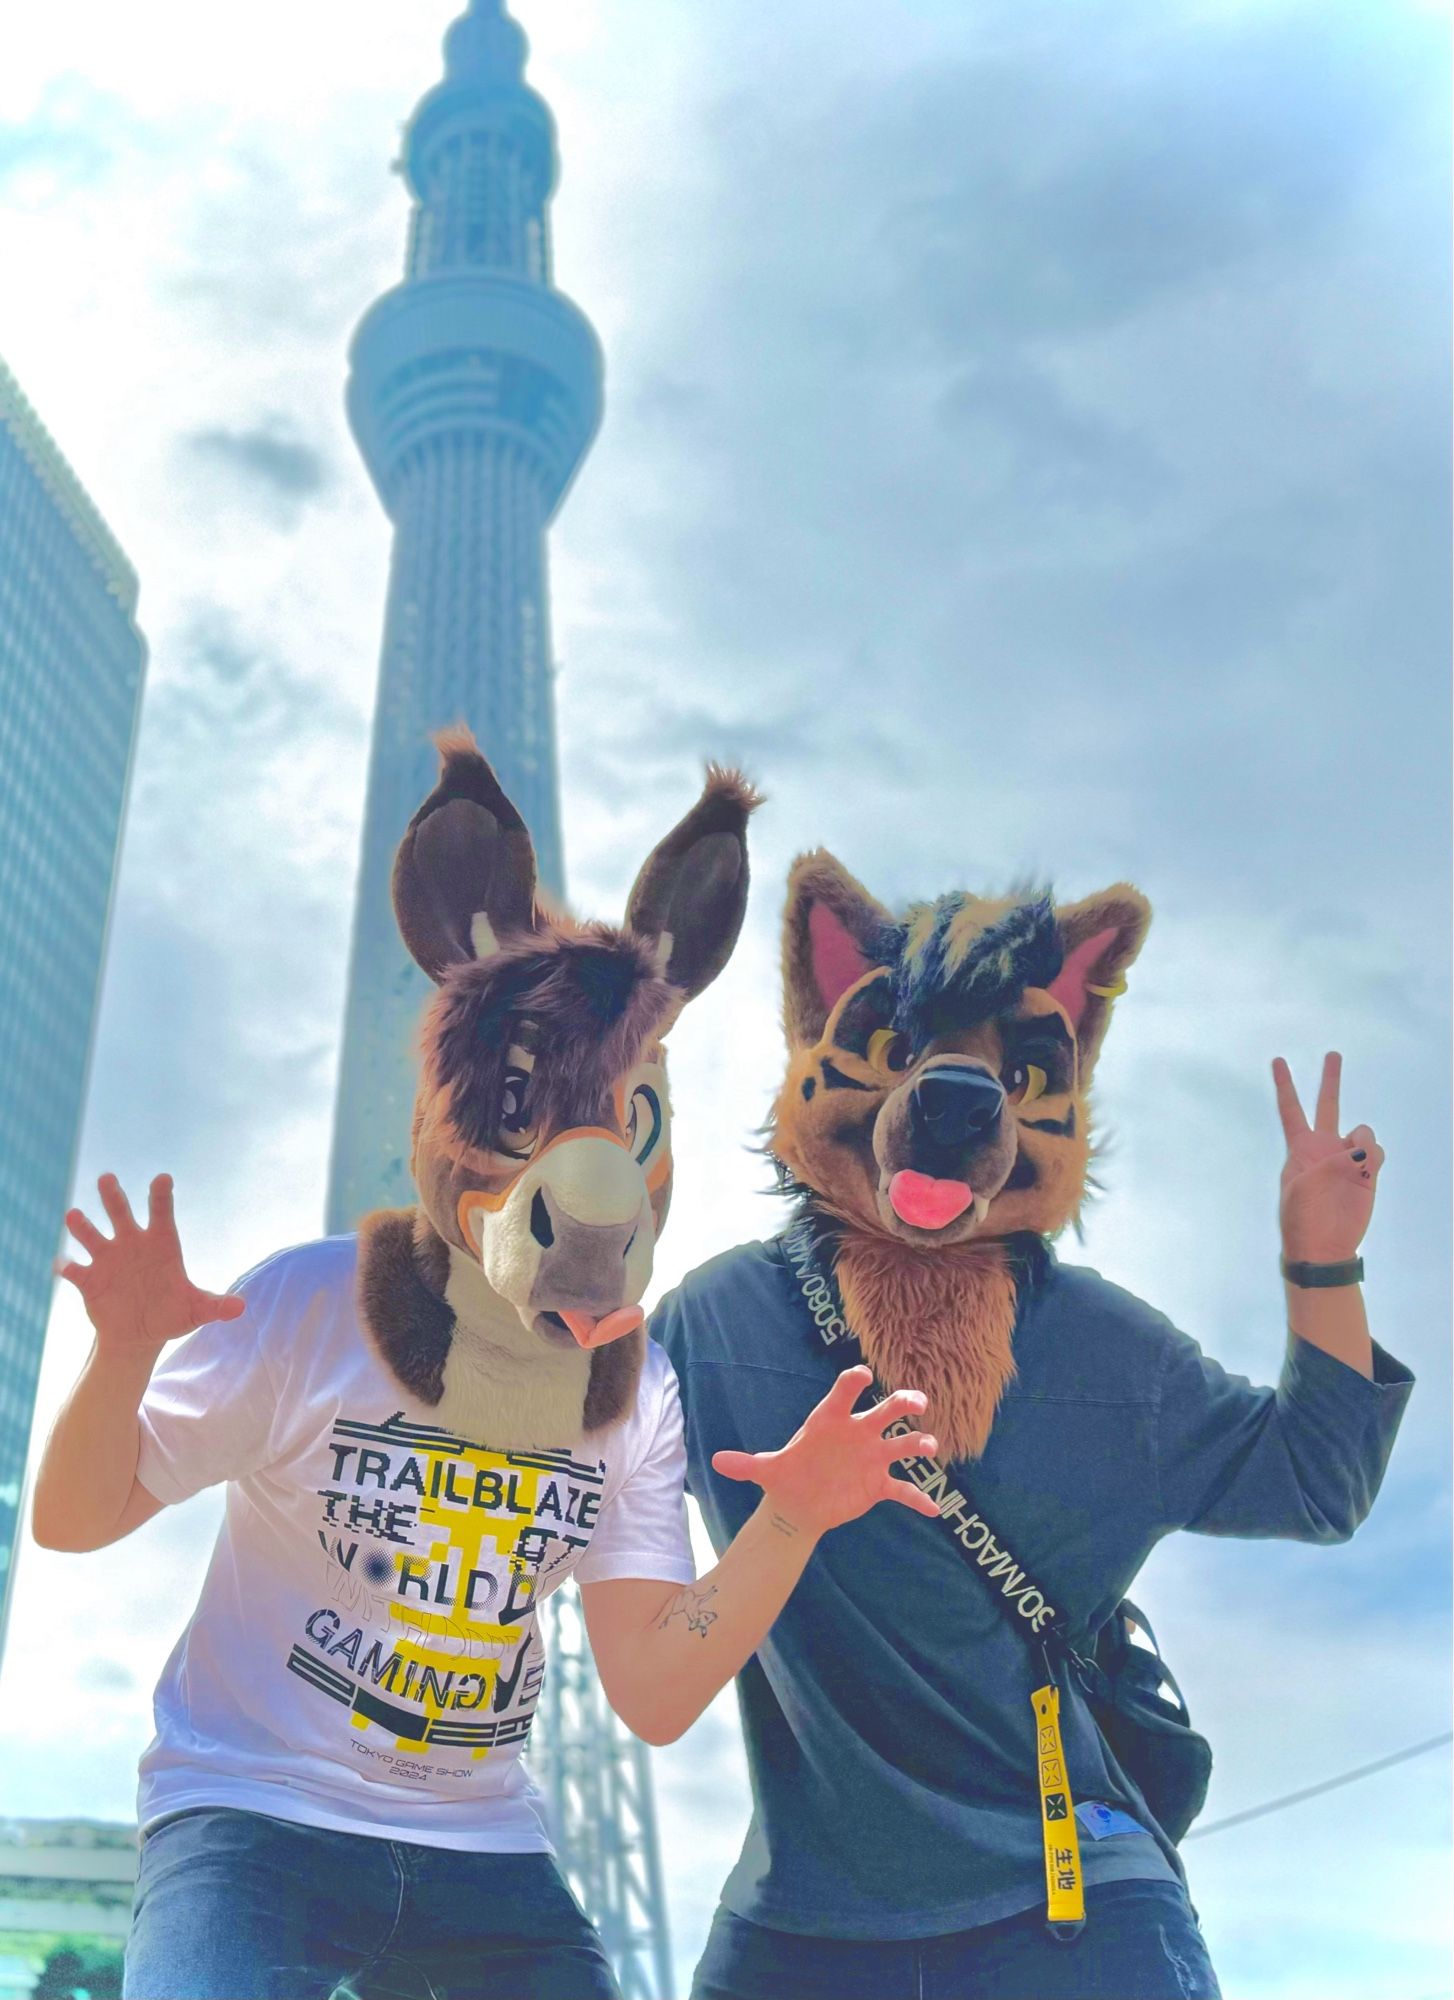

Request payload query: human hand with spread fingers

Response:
[35,1174,243,1554]
[57,1172,245,1356]
[582,1364,938,1746]
[712,1362,942,1533]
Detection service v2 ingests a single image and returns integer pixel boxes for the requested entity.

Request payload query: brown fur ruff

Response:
[357,1207,454,1405]
[582,1326,647,1433]
[835,1234,1021,1463]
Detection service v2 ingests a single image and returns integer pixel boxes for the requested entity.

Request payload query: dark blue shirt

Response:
[650,1234,1413,1939]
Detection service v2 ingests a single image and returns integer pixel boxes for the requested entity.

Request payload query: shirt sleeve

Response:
[1155,1322,1415,1542]
[646,1293,694,1497]
[572,1349,697,1588]
[134,1258,285,1505]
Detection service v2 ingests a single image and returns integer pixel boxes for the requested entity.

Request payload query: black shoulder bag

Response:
[781,1220,1212,1889]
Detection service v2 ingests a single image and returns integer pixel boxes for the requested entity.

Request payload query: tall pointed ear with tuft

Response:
[624,766,761,1001]
[781,852,896,1048]
[1046,885,1152,1078]
[393,727,539,984]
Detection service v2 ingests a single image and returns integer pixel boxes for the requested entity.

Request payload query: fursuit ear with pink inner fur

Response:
[809,904,873,1012]
[1046,929,1120,1026]
[624,766,761,1001]
[393,727,539,984]
[1046,887,1152,1077]
[781,852,895,1047]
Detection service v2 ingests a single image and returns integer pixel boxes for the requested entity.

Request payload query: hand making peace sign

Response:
[1272,1052,1384,1265]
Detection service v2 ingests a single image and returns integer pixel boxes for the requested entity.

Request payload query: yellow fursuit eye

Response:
[1009,1063,1048,1105]
[867,1027,912,1074]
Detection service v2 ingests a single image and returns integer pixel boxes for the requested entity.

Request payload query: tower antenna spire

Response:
[444,0,528,84]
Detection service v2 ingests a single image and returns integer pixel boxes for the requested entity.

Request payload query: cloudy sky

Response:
[1,1,1450,1995]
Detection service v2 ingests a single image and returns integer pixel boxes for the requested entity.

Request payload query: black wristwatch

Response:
[1280,1256,1365,1288]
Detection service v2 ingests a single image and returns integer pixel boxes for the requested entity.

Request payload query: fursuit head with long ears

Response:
[768,854,1151,1465]
[357,728,759,1453]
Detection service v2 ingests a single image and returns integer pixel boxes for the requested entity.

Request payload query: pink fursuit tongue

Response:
[889,1169,974,1230]
[559,1306,645,1348]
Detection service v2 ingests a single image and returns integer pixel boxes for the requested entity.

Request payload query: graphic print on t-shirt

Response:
[288,1408,605,1771]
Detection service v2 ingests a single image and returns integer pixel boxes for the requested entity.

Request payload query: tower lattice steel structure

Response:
[327,8,673,1995]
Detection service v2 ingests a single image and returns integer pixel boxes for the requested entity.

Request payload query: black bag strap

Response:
[1099,1599,1193,1725]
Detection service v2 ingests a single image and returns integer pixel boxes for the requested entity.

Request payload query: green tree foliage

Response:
[29,1938,124,2000]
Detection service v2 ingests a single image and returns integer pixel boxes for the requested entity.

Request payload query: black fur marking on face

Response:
[1004,1017,1075,1098]
[1023,1106,1077,1138]
[833,972,896,1059]
[802,1075,817,1101]
[895,894,1063,1050]
[821,1060,873,1093]
[1007,1015,1073,1058]
[1003,1153,1039,1190]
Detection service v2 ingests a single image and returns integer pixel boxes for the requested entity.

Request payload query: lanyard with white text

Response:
[782,1217,1086,1934]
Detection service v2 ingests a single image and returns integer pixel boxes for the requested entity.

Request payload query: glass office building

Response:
[0,354,147,1654]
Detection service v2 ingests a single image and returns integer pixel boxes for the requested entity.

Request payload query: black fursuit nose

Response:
[913,1068,1004,1148]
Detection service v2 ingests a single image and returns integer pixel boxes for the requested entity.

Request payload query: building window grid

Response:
[0,409,144,1607]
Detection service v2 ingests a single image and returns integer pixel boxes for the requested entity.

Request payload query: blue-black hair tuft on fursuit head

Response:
[891,893,1063,1052]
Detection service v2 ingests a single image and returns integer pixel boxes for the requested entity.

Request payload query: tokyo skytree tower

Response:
[328,0,596,1230]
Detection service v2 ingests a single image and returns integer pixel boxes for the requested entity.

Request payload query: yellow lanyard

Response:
[1031,1679,1085,1929]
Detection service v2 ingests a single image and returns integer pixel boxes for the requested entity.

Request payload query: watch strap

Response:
[1280,1255,1365,1288]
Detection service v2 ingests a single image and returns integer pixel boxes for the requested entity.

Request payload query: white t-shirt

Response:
[134,1233,696,1851]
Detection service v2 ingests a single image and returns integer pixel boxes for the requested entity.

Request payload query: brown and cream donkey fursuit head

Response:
[358,728,759,1452]
[769,855,1150,1462]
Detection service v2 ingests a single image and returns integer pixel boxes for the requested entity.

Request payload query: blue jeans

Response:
[692,1880,1221,2000]
[124,1807,620,2000]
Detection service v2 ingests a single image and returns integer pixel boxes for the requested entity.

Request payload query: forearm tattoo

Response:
[658,1584,719,1638]
[768,1512,799,1538]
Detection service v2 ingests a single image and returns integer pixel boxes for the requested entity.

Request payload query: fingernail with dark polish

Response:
[1351,1149,1367,1162]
